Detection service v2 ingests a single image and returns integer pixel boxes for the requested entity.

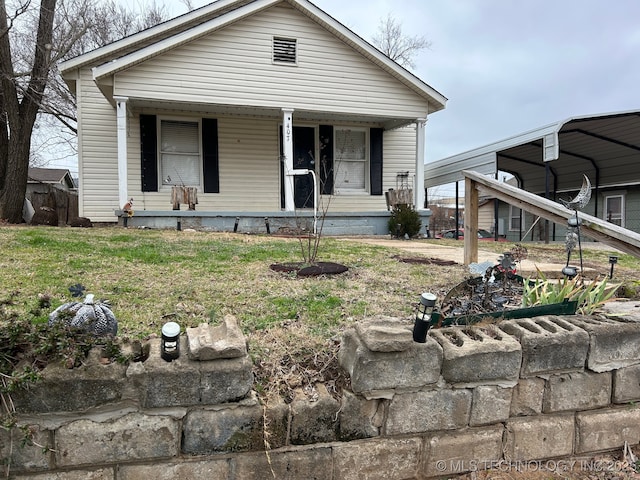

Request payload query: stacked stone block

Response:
[3,305,640,479]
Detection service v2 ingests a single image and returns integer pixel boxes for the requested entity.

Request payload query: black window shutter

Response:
[202,118,219,193]
[140,114,158,192]
[319,125,333,195]
[370,128,383,195]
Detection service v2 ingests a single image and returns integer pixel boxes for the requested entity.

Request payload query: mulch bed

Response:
[393,255,458,266]
[269,262,349,277]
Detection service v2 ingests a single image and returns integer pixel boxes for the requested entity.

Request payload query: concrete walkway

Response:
[341,237,568,276]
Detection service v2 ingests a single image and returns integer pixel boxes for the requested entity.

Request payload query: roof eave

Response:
[92,0,280,82]
[289,0,447,112]
[59,0,249,74]
[84,0,446,112]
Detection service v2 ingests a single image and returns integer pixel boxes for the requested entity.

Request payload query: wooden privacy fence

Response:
[28,184,78,225]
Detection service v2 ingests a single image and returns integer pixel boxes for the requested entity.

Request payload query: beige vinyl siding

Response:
[79,107,418,218]
[126,115,280,212]
[113,4,428,119]
[383,126,418,191]
[77,81,419,219]
[131,119,416,213]
[77,68,120,221]
[478,201,495,231]
[217,117,281,209]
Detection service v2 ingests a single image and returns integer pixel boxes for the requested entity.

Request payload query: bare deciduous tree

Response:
[0,0,169,223]
[372,13,431,70]
[1,0,57,223]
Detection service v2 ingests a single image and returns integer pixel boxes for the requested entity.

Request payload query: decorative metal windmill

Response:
[560,174,592,278]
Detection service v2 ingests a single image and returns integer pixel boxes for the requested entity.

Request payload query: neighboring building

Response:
[428,197,463,235]
[477,198,496,233]
[425,110,640,242]
[59,0,446,234]
[27,168,76,193]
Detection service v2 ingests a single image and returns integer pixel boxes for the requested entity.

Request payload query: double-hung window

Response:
[334,127,368,193]
[509,205,523,231]
[160,119,201,187]
[604,194,624,227]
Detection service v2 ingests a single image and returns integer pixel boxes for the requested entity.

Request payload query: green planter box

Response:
[430,298,578,328]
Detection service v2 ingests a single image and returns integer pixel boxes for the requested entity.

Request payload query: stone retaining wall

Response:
[2,305,640,479]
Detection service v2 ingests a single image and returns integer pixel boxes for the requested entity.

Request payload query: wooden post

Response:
[464,176,479,265]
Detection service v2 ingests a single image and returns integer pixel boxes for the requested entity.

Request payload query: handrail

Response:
[463,170,640,263]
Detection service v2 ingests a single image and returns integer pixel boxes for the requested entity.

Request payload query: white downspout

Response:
[415,117,427,210]
[282,108,295,211]
[114,96,129,209]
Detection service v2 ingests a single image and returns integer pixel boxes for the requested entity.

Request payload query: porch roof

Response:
[424,109,640,195]
[126,97,424,130]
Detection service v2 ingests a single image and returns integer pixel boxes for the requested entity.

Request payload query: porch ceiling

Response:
[425,109,640,196]
[126,98,420,129]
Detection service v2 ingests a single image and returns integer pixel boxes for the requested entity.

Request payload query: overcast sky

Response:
[52,0,640,183]
[308,0,640,163]
[168,0,640,161]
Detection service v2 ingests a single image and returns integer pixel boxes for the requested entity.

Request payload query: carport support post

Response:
[415,118,427,209]
[464,176,479,265]
[282,108,295,211]
[114,96,129,210]
[544,161,551,243]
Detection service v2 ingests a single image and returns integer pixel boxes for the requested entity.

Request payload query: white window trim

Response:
[604,193,625,227]
[157,116,202,191]
[509,205,523,231]
[333,126,369,195]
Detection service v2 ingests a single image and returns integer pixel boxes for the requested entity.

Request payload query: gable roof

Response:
[60,0,446,114]
[28,168,76,189]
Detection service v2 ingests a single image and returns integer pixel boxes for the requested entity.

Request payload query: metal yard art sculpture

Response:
[48,285,118,337]
[560,174,592,278]
[411,175,596,342]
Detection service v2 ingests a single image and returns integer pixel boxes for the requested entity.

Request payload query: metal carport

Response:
[424,109,640,221]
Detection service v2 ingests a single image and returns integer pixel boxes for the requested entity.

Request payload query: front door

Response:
[293,126,316,208]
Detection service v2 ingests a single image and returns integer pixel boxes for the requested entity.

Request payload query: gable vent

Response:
[273,37,297,64]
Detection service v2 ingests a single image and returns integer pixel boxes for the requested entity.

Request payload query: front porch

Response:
[116,209,432,236]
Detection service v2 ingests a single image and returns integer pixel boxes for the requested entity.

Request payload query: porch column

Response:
[415,118,427,209]
[282,108,295,211]
[114,96,129,209]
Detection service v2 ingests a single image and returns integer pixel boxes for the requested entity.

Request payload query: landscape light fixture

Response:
[413,292,437,343]
[609,256,618,279]
[562,266,578,278]
[161,321,181,362]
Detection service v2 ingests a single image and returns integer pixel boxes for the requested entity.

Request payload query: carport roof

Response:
[424,109,640,195]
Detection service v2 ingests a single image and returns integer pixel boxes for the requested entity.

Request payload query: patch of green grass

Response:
[1,228,458,336]
[3,226,640,402]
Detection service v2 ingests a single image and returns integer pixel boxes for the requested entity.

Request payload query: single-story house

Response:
[424,110,640,242]
[59,0,447,234]
[27,168,76,193]
[427,197,464,235]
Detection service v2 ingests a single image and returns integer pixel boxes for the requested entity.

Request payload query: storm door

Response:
[292,126,316,208]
